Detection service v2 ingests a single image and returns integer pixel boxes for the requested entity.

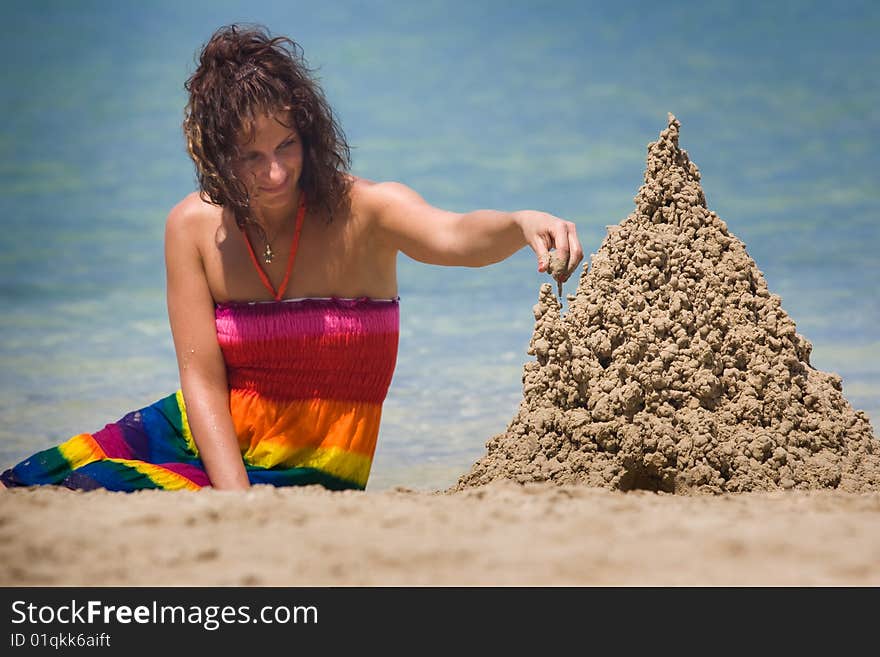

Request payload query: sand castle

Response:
[456,114,879,494]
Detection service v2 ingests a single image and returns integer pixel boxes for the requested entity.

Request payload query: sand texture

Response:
[2,483,880,586]
[3,115,878,587]
[456,114,879,494]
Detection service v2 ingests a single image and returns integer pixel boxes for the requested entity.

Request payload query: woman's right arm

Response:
[164,199,250,490]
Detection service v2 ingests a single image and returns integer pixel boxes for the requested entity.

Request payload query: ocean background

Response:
[1,0,877,491]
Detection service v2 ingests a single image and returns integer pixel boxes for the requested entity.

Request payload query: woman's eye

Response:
[280,139,297,149]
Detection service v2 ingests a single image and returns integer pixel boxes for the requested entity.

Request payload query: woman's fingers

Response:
[564,222,584,281]
[548,221,584,283]
[551,223,570,279]
[534,236,551,272]
[523,212,583,281]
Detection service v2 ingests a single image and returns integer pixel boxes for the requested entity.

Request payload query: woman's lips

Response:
[259,180,289,194]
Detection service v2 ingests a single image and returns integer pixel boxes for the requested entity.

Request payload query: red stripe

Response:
[220,329,397,366]
[224,332,399,402]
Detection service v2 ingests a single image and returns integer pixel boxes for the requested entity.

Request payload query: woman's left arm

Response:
[366,181,584,282]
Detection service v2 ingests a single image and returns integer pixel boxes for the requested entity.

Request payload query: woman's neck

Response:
[252,189,303,233]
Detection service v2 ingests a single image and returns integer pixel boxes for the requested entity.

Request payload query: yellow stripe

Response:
[175,389,199,457]
[58,433,105,468]
[246,444,372,488]
[105,458,202,491]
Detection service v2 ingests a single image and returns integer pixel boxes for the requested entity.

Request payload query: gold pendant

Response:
[263,244,273,264]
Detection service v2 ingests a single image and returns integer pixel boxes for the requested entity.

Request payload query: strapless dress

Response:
[0,296,399,491]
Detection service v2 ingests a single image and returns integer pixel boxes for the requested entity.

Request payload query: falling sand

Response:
[456,114,879,495]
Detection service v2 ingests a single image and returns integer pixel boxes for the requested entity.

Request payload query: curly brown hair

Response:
[183,24,351,227]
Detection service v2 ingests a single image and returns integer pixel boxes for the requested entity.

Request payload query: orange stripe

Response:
[229,391,382,465]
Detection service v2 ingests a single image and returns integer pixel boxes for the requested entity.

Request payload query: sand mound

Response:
[456,114,879,494]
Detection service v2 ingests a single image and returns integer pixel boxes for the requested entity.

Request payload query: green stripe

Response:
[245,465,365,490]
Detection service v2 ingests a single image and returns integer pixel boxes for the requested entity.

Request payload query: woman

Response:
[1,24,582,492]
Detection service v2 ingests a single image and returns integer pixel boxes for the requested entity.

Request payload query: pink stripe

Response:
[215,298,399,343]
[91,424,134,460]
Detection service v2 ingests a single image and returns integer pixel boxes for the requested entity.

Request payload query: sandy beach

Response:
[2,482,879,586]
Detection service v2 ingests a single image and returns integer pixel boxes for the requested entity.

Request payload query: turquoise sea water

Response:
[1,0,877,491]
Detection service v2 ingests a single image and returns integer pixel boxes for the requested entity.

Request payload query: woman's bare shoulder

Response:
[165,192,225,248]
[348,176,426,216]
[167,192,223,228]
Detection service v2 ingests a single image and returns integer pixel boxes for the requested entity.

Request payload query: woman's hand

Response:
[514,210,584,284]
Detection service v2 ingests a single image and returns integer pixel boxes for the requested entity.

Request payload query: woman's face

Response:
[234,111,303,211]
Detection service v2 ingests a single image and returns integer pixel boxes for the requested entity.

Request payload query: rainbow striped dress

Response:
[1,196,400,492]
[0,297,399,491]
